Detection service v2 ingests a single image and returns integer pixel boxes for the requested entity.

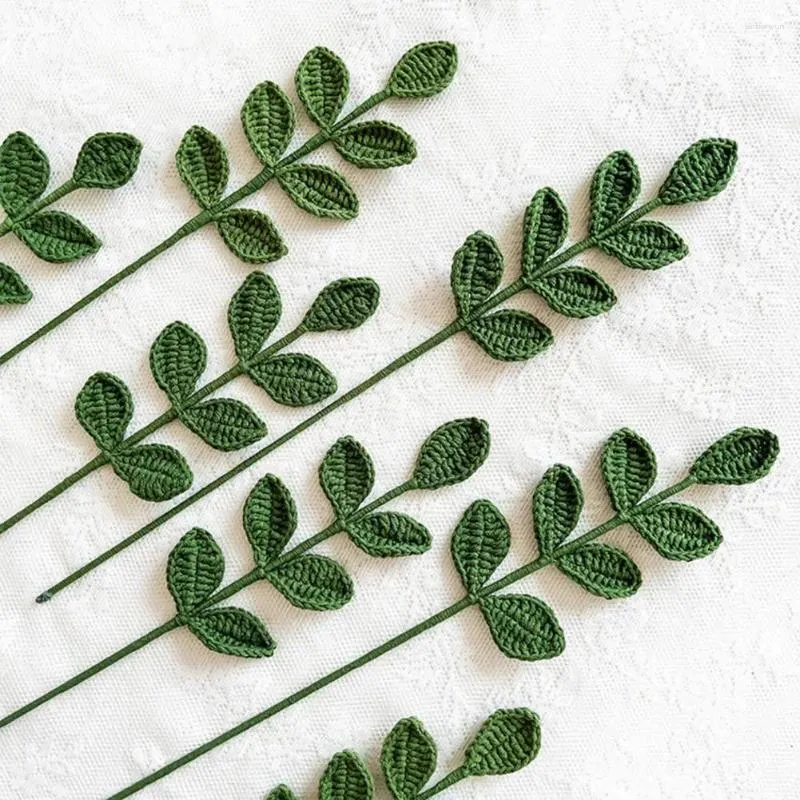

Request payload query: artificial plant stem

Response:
[0,178,80,236]
[416,766,470,799]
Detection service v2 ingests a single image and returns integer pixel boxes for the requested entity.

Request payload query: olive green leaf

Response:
[521,187,568,280]
[598,220,687,270]
[347,512,431,558]
[227,272,282,364]
[689,427,779,485]
[319,436,375,519]
[381,717,437,800]
[266,786,298,800]
[0,132,49,216]
[388,41,458,98]
[450,231,504,318]
[467,310,553,362]
[73,132,142,189]
[149,321,207,404]
[266,554,353,611]
[556,543,641,599]
[216,208,287,264]
[166,528,225,616]
[277,164,359,219]
[241,81,295,165]
[320,751,373,800]
[463,708,541,776]
[602,428,657,513]
[659,138,737,205]
[412,417,490,490]
[334,121,417,169]
[180,398,266,451]
[529,267,616,318]
[15,211,101,263]
[111,443,192,501]
[295,46,349,129]
[176,126,229,208]
[533,464,583,556]
[303,277,380,332]
[0,262,32,304]
[75,371,134,452]
[451,500,510,593]
[479,594,565,661]
[244,474,297,570]
[590,150,640,234]
[632,503,722,561]
[188,606,275,658]
[247,353,337,406]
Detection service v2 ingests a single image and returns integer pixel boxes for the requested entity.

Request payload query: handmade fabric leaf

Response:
[266,786,298,800]
[247,353,337,406]
[334,121,417,169]
[412,418,490,490]
[14,211,101,263]
[602,428,657,513]
[75,372,133,451]
[266,554,353,610]
[381,717,437,800]
[463,708,541,776]
[450,231,504,318]
[659,138,737,205]
[388,41,458,98]
[72,132,142,189]
[241,81,295,165]
[319,436,375,519]
[176,126,229,208]
[216,208,287,264]
[303,277,380,332]
[0,131,49,216]
[111,444,192,501]
[180,398,266,451]
[347,512,431,557]
[244,474,297,570]
[590,150,640,234]
[530,267,616,318]
[227,271,281,363]
[451,500,510,593]
[689,427,779,485]
[166,528,225,616]
[632,503,722,561]
[556,543,641,599]
[319,751,373,800]
[0,262,32,304]
[533,464,583,555]
[480,594,565,661]
[149,321,207,404]
[277,164,359,219]
[467,310,553,362]
[598,220,687,270]
[521,187,568,280]
[295,46,349,129]
[188,606,275,658]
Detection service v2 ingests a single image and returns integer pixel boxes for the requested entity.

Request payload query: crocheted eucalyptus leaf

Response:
[388,41,458,98]
[14,210,101,263]
[533,464,583,556]
[319,436,375,519]
[451,500,510,593]
[75,371,134,451]
[110,443,192,501]
[188,606,275,658]
[265,554,353,611]
[216,208,287,264]
[72,133,142,189]
[598,220,687,270]
[529,266,616,318]
[590,150,641,234]
[180,398,266,451]
[227,271,282,363]
[150,321,207,404]
[632,503,722,561]
[295,46,349,129]
[167,528,225,616]
[463,708,541,776]
[277,163,359,219]
[381,717,437,800]
[347,512,431,558]
[412,418,490,489]
[303,277,380,332]
[450,231,504,318]
[689,427,779,485]
[556,542,641,599]
[241,81,296,166]
[266,786,298,800]
[247,353,337,406]
[467,309,553,362]
[0,262,32,304]
[333,121,417,169]
[602,428,657,513]
[0,132,49,215]
[659,138,737,205]
[479,594,565,661]
[244,475,297,571]
[176,126,229,209]
[521,187,568,280]
[320,751,373,800]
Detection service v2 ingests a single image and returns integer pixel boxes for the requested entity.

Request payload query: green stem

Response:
[0,178,80,236]
[417,766,470,799]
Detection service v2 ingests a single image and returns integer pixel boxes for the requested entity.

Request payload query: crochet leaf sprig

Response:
[0,132,142,303]
[0,42,456,358]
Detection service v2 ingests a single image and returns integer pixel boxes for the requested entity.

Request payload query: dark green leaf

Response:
[241,81,295,165]
[334,121,416,169]
[227,271,281,363]
[243,474,297,570]
[347,512,431,557]
[15,211,101,263]
[464,708,541,776]
[412,417,490,490]
[180,398,266,451]
[533,464,583,556]
[451,500,510,592]
[467,310,553,362]
[216,208,286,264]
[601,428,657,513]
[0,262,32,304]
[111,443,192,501]
[0,132,49,216]
[188,606,275,658]
[266,786,298,800]
[480,594,564,661]
[388,41,458,98]
[659,138,737,205]
[75,371,133,451]
[450,231,504,318]
[175,126,229,208]
[598,220,687,270]
[632,502,722,561]
[530,267,616,318]
[557,543,641,599]
[521,187,568,279]
[319,436,375,519]
[296,46,349,129]
[381,717,437,800]
[277,164,358,219]
[247,353,337,407]
[166,528,224,615]
[689,427,779,485]
[303,277,380,332]
[590,150,640,234]
[319,751,373,800]
[73,132,142,189]
[266,554,353,610]
[149,321,207,404]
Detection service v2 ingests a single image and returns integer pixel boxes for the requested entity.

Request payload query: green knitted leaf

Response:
[381,717,437,800]
[0,132,49,216]
[247,353,337,407]
[602,428,657,513]
[296,46,349,129]
[467,310,553,362]
[73,132,142,189]
[75,372,133,451]
[176,126,229,209]
[244,474,297,570]
[347,512,431,558]
[689,427,779,485]
[228,272,282,363]
[451,500,510,593]
[464,708,541,776]
[388,41,458,98]
[557,543,641,599]
[216,208,287,265]
[412,418,490,490]
[166,528,224,615]
[15,211,101,263]
[659,138,737,205]
[277,164,359,219]
[241,81,295,165]
[598,220,687,270]
[266,554,353,611]
[521,187,568,279]
[111,443,192,501]
[320,751,373,800]
[633,503,722,561]
[266,786,298,800]
[590,150,640,234]
[149,321,207,404]
[188,606,275,658]
[450,231,504,318]
[319,436,375,519]
[303,277,380,332]
[0,262,32,304]
[334,121,417,169]
[529,267,616,318]
[533,464,583,556]
[180,398,266,451]
[479,594,565,661]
